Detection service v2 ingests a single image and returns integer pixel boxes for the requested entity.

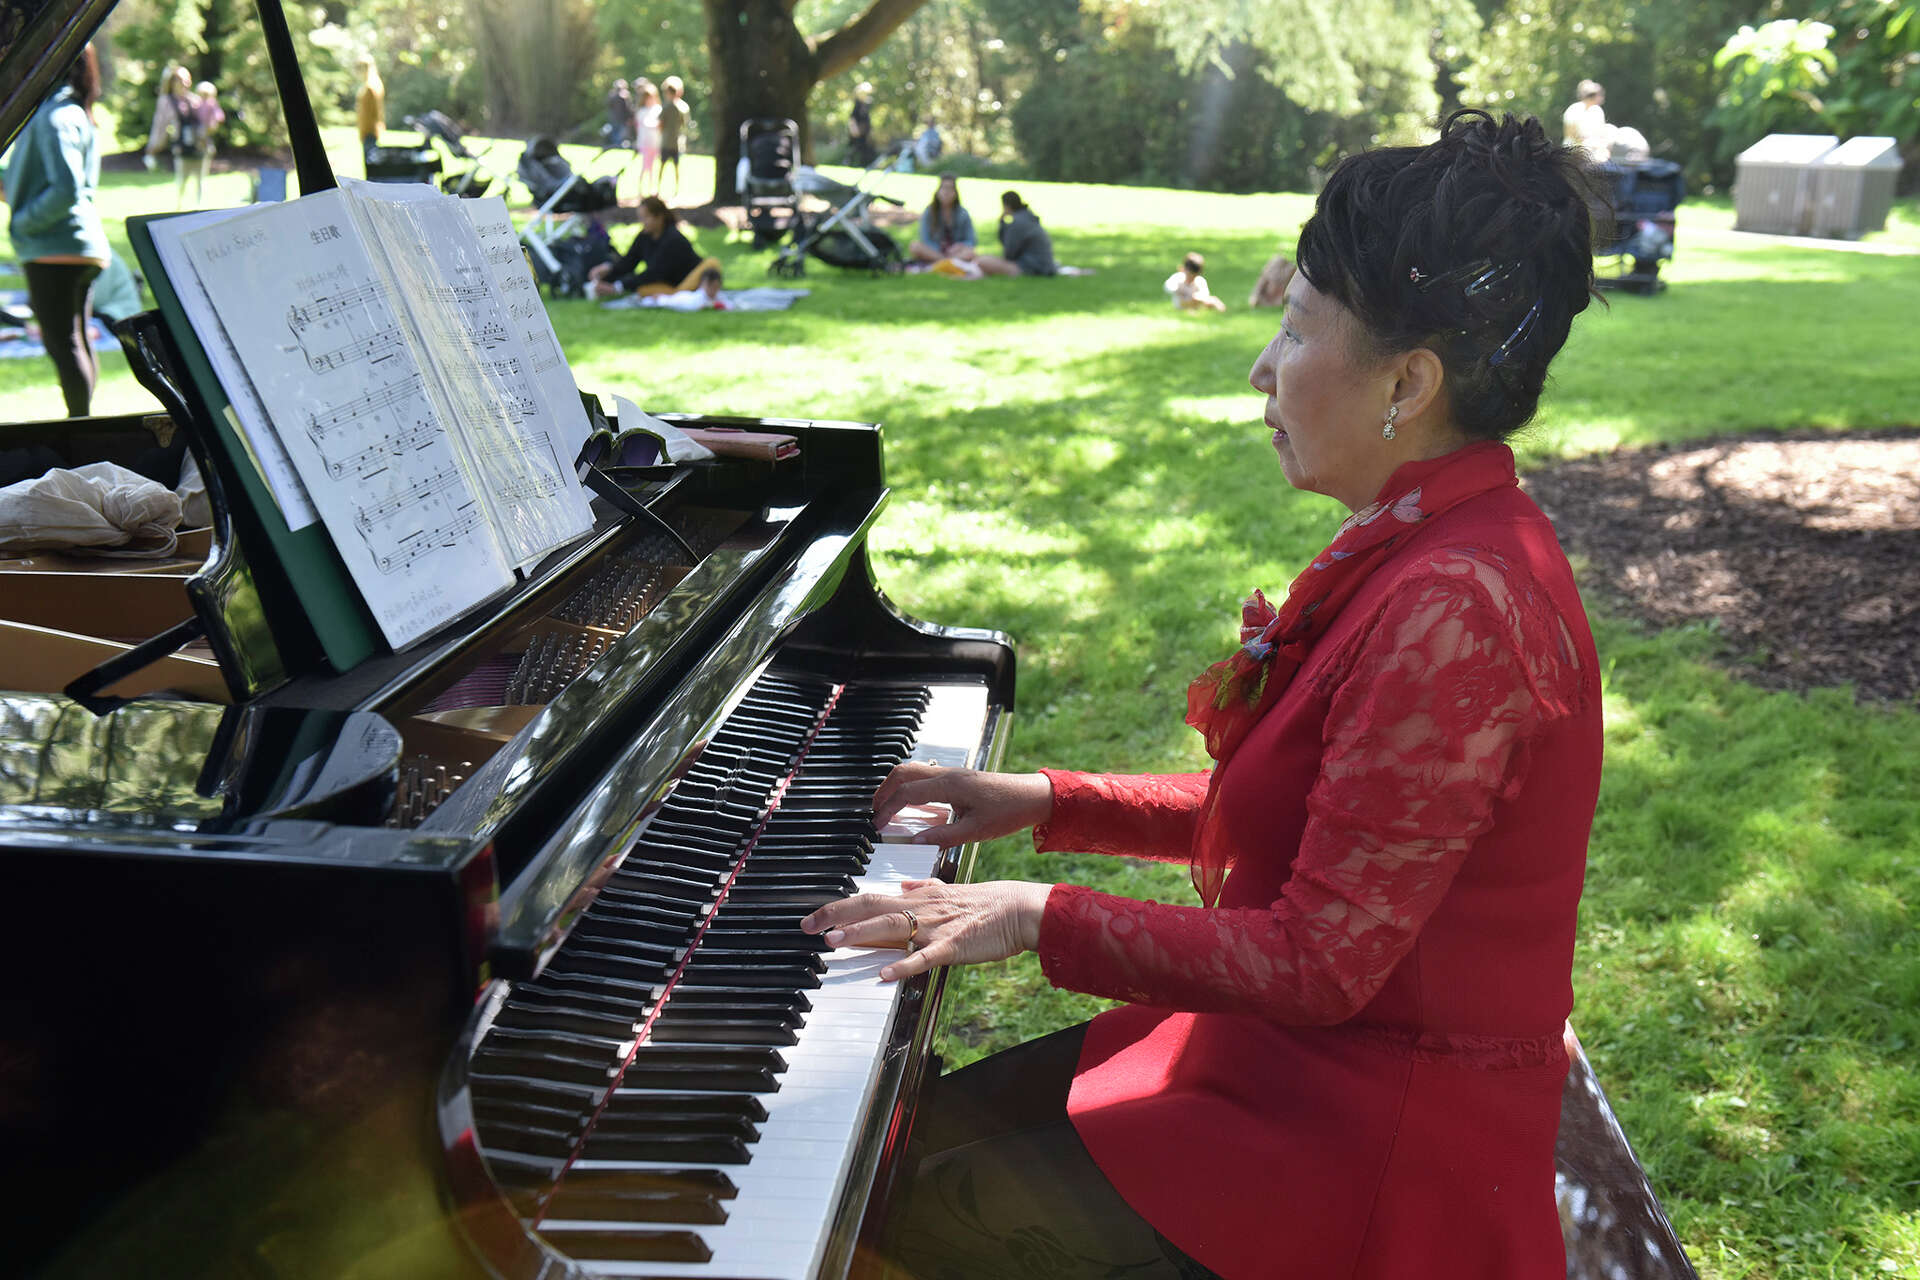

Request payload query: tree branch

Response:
[811,0,931,82]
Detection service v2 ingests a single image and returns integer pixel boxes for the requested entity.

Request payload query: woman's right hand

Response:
[586,262,612,282]
[871,763,1053,846]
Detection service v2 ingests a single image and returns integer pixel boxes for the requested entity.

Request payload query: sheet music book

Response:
[151,185,596,649]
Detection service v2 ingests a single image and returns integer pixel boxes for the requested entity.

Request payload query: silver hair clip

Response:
[1409,258,1522,299]
[1487,300,1543,368]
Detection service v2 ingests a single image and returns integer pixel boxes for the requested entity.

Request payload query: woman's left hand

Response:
[800,879,1053,982]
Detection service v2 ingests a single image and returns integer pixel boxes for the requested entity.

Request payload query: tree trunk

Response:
[702,0,932,204]
[703,0,818,204]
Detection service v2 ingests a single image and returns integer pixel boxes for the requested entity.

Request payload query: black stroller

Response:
[516,136,622,216]
[404,110,497,198]
[769,127,943,277]
[516,136,626,293]
[738,118,799,249]
[1594,158,1685,294]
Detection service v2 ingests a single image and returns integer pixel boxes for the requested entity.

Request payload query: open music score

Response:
[160,185,597,648]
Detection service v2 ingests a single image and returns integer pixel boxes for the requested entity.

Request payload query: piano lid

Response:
[0,693,400,830]
[0,0,117,156]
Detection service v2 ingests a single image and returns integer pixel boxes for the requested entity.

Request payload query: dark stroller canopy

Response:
[407,109,476,159]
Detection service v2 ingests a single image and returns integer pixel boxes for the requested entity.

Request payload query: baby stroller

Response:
[769,126,942,278]
[1594,157,1685,295]
[404,110,497,198]
[737,118,799,249]
[516,135,626,292]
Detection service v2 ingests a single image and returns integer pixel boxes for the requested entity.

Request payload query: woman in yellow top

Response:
[356,57,384,167]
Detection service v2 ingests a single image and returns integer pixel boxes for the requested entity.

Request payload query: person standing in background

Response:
[847,81,875,167]
[356,57,385,171]
[142,65,193,178]
[634,80,662,199]
[1562,80,1610,162]
[6,44,110,415]
[605,79,633,148]
[657,75,690,201]
[178,81,224,208]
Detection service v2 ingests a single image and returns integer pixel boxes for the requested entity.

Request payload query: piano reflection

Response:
[0,3,1694,1277]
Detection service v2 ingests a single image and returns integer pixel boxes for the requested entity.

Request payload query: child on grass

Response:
[1164,251,1226,312]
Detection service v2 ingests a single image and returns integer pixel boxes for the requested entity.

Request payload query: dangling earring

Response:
[1382,404,1399,441]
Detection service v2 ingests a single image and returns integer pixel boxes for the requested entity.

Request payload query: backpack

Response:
[171,96,200,152]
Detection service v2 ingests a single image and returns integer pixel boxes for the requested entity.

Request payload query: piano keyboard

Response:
[466,670,989,1278]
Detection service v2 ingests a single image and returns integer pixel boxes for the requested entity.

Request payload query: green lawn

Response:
[6,130,1918,1279]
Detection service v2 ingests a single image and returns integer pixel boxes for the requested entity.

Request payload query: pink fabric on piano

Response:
[1029,463,1603,1280]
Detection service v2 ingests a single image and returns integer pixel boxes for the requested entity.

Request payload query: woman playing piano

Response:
[804,109,1606,1279]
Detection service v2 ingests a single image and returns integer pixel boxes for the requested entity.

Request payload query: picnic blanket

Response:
[603,287,810,313]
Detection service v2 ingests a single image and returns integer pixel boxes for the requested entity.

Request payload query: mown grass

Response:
[6,127,1917,1279]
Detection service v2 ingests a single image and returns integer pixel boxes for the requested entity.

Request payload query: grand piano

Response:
[1,3,1696,1277]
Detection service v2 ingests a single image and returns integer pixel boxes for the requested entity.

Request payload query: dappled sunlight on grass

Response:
[6,152,1916,1276]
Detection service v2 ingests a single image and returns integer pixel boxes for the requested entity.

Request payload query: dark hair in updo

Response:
[1295,109,1601,441]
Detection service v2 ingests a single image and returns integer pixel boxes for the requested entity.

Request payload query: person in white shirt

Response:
[1164,252,1226,312]
[1562,80,1611,162]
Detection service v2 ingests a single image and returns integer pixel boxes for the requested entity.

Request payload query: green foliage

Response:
[1458,0,1761,187]
[1709,20,1839,167]
[339,0,488,131]
[596,0,711,121]
[102,0,351,151]
[1816,0,1920,145]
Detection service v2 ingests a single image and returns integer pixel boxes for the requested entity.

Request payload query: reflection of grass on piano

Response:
[8,130,1920,1280]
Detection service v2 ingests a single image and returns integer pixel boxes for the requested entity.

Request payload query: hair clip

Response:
[1409,258,1522,299]
[1487,300,1543,368]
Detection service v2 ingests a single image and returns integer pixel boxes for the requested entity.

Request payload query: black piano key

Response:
[496,1000,644,1041]
[679,962,822,990]
[736,854,867,877]
[565,926,685,961]
[579,1133,754,1165]
[558,1166,739,1199]
[522,971,664,1007]
[600,1091,769,1123]
[607,871,723,903]
[687,947,827,974]
[594,887,716,921]
[471,1049,620,1089]
[542,1183,728,1225]
[660,985,809,1014]
[653,1000,804,1030]
[696,928,827,953]
[535,1226,711,1264]
[618,1060,782,1094]
[648,1016,799,1047]
[471,1095,590,1136]
[546,948,675,986]
[717,886,846,910]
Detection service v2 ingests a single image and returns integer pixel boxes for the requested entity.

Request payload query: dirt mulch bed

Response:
[1521,428,1920,705]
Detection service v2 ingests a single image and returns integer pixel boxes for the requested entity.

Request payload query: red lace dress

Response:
[1033,481,1602,1279]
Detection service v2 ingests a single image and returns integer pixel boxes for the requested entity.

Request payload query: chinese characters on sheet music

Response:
[172,186,595,648]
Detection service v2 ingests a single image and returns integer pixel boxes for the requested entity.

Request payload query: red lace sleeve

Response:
[1035,550,1585,1021]
[1032,769,1211,863]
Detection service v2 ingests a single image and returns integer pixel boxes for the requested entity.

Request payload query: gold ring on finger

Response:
[900,908,919,951]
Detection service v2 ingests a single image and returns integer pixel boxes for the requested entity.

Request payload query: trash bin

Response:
[1733,134,1838,235]
[1809,136,1904,238]
[363,144,441,185]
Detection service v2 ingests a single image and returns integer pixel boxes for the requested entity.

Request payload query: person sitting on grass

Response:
[1165,251,1227,311]
[976,190,1057,277]
[909,173,977,267]
[587,196,719,300]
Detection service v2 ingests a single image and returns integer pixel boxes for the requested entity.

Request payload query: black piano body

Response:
[0,3,1694,1275]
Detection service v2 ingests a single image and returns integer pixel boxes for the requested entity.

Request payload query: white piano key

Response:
[573,843,945,1279]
